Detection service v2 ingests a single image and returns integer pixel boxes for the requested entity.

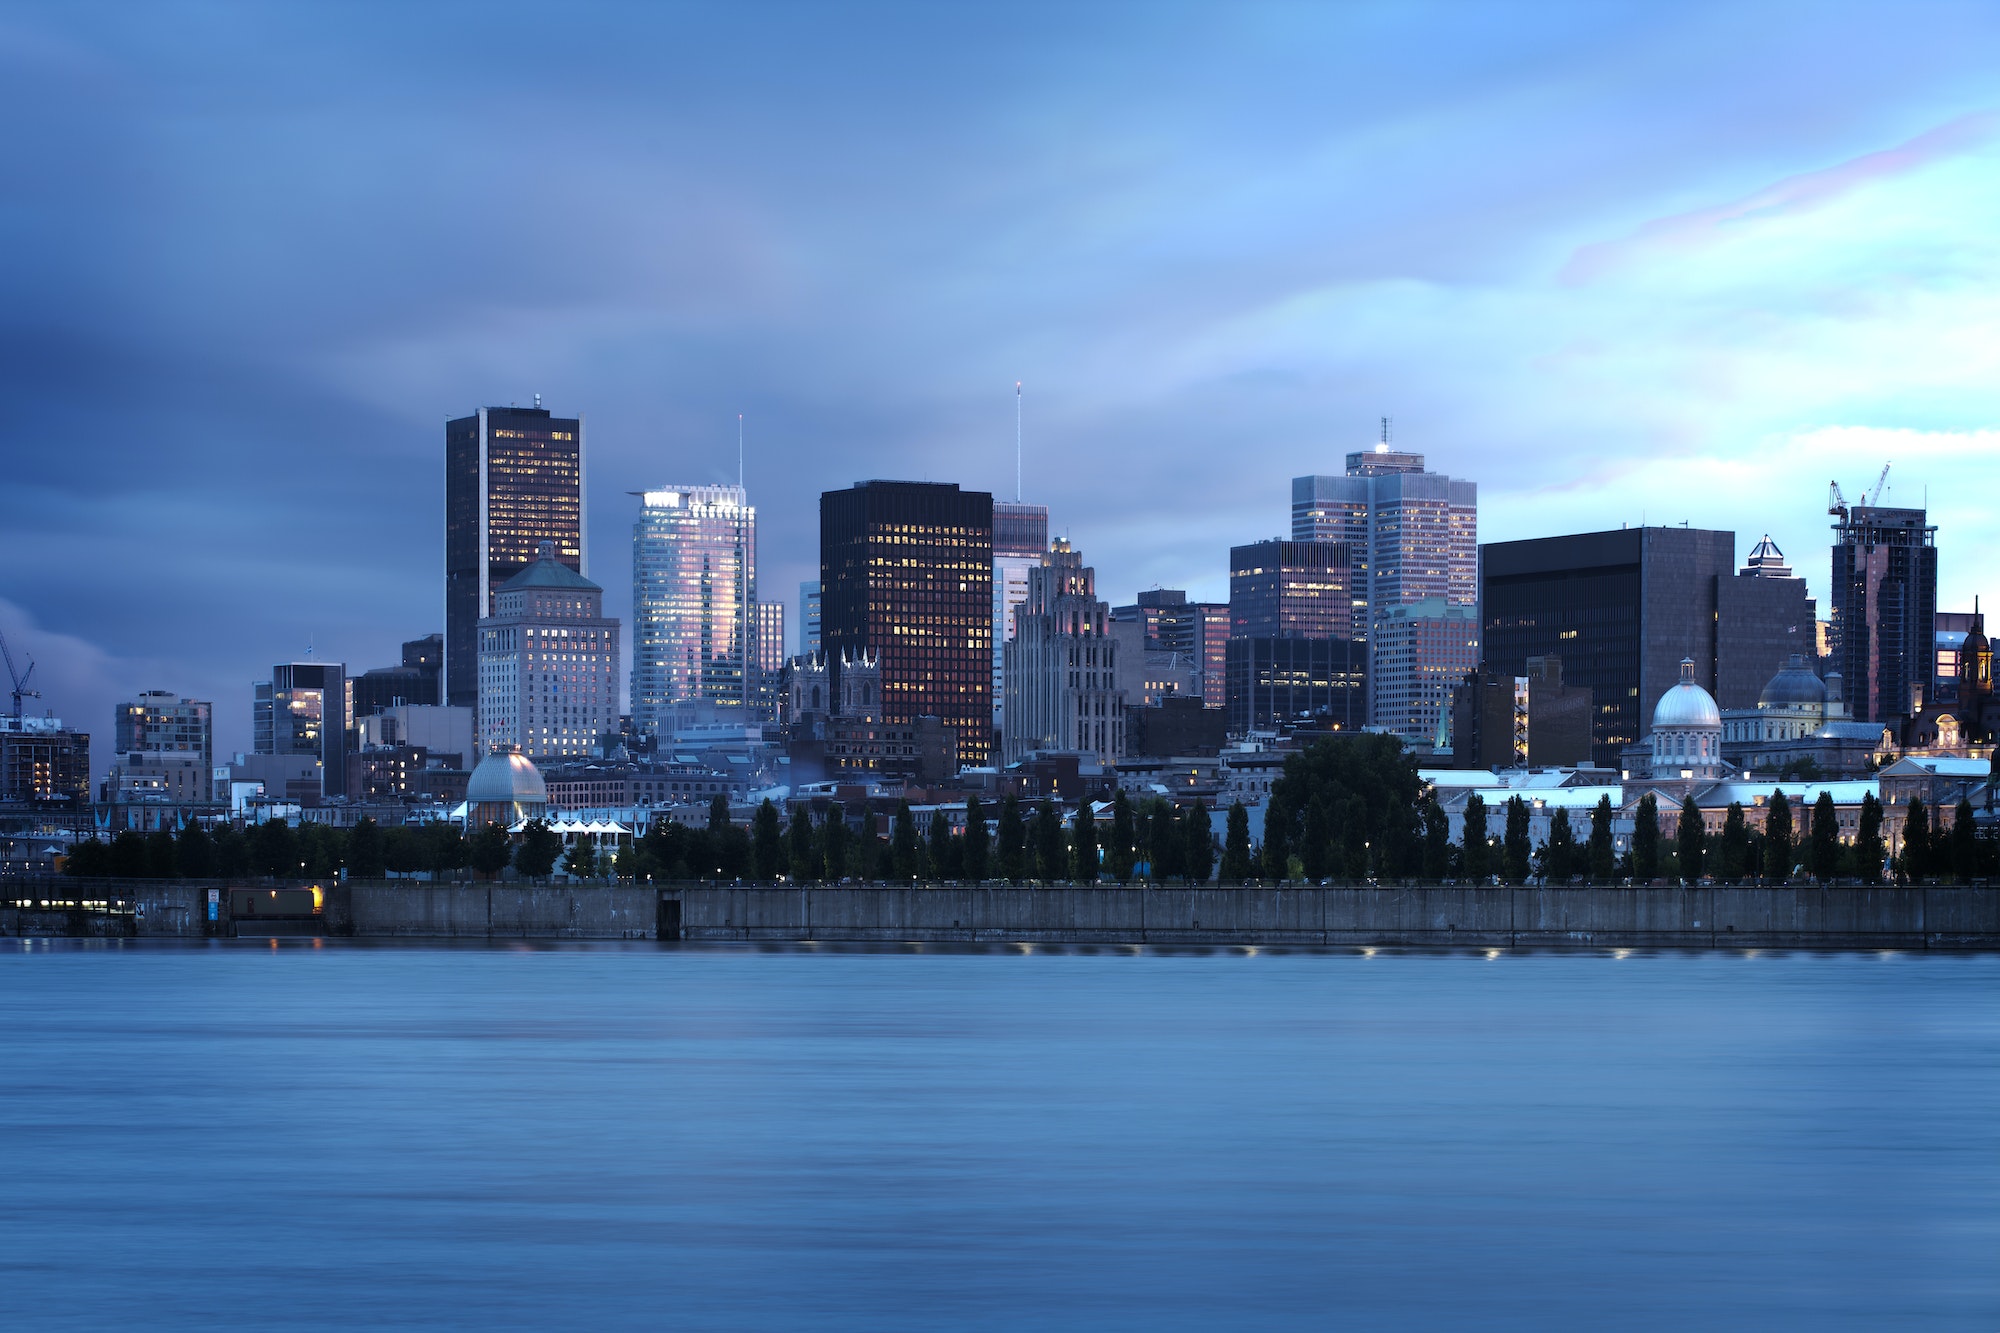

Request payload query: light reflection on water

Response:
[1,942,1995,1330]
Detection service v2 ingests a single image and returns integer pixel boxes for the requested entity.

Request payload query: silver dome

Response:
[465,750,548,804]
[1759,653,1827,709]
[1652,658,1721,730]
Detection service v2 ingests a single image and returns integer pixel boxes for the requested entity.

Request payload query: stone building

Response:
[1003,539,1126,766]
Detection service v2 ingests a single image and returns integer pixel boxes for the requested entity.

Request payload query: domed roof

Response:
[1759,653,1827,709]
[466,749,547,804]
[1652,658,1721,730]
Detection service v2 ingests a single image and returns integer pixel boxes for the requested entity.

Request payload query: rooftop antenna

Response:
[1015,381,1023,502]
[1381,416,1391,445]
[738,413,744,490]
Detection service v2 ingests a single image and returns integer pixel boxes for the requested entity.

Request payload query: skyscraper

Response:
[445,405,585,712]
[992,499,1050,736]
[800,581,823,655]
[755,598,786,720]
[821,480,994,768]
[1228,540,1354,639]
[1830,503,1937,722]
[1111,590,1229,709]
[1003,539,1125,765]
[478,543,620,761]
[630,485,756,735]
[1291,445,1478,736]
[254,662,350,799]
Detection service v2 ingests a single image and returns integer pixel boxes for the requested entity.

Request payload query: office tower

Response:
[1112,590,1229,709]
[1003,539,1126,765]
[1449,655,1593,770]
[1292,445,1478,732]
[1830,502,1937,722]
[478,542,620,761]
[992,500,1050,734]
[0,715,90,805]
[445,404,585,712]
[355,634,443,716]
[254,662,351,799]
[1372,598,1481,743]
[821,480,994,768]
[630,485,756,735]
[800,581,823,654]
[106,691,215,805]
[1224,638,1367,734]
[1228,540,1354,638]
[1481,526,1814,767]
[755,599,786,720]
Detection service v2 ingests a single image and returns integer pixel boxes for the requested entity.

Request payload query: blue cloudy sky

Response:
[3,1,1998,767]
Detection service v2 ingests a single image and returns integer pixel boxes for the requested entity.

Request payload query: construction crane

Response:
[1864,461,1891,507]
[0,625,38,721]
[1828,462,1893,520]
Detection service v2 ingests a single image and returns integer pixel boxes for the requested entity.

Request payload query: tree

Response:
[1263,733,1425,880]
[1952,797,1979,883]
[962,795,989,882]
[111,833,148,878]
[1677,797,1705,882]
[1033,799,1067,881]
[469,822,513,879]
[1542,808,1576,883]
[561,835,604,880]
[996,794,1026,883]
[1461,793,1490,882]
[249,819,298,879]
[1762,790,1793,881]
[1071,800,1099,882]
[1900,796,1931,882]
[1183,800,1215,884]
[1718,803,1749,883]
[753,798,786,882]
[1106,791,1136,882]
[418,821,469,878]
[175,822,216,879]
[1498,796,1530,885]
[1300,797,1332,881]
[1856,793,1885,884]
[346,817,385,879]
[1147,800,1183,883]
[1221,801,1254,882]
[789,806,821,882]
[62,837,110,878]
[822,805,851,882]
[514,818,562,878]
[928,808,956,881]
[1421,795,1450,881]
[890,800,921,881]
[1633,794,1660,881]
[1808,792,1840,880]
[1588,795,1615,881]
[211,824,249,878]
[143,828,178,878]
[708,793,731,835]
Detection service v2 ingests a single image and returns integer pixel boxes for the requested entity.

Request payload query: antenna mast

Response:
[1015,381,1022,502]
[738,413,744,491]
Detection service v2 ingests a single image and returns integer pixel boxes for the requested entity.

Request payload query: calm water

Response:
[1,942,1994,1330]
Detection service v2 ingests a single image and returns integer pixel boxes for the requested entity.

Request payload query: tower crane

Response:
[1863,461,1891,507]
[0,625,38,721]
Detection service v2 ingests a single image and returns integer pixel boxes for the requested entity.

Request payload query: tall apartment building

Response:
[1481,526,1814,766]
[478,543,621,761]
[1291,445,1478,737]
[106,691,215,805]
[0,715,91,805]
[800,581,823,654]
[821,480,994,768]
[254,663,350,799]
[992,500,1050,736]
[1228,540,1354,639]
[755,599,786,721]
[1002,539,1126,765]
[1830,503,1937,722]
[630,485,756,735]
[445,404,585,712]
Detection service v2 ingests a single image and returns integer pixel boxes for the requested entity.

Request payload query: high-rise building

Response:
[0,715,91,806]
[478,542,620,761]
[1830,503,1937,722]
[992,500,1050,734]
[1002,539,1125,765]
[445,405,585,712]
[1372,598,1481,744]
[1228,540,1354,639]
[1292,445,1478,731]
[254,663,351,799]
[630,485,756,735]
[106,691,215,806]
[755,599,786,720]
[1112,590,1229,709]
[354,634,443,716]
[1225,638,1367,734]
[800,581,823,655]
[1481,526,1814,767]
[821,480,994,768]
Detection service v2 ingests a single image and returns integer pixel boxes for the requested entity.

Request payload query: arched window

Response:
[811,686,821,709]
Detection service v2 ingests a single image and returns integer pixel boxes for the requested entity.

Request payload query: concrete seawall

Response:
[6,879,1998,949]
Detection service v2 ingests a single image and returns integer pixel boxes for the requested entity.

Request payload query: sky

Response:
[3,1,1998,772]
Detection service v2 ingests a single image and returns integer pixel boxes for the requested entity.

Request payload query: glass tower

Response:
[445,406,585,712]
[631,485,757,736]
[992,500,1049,734]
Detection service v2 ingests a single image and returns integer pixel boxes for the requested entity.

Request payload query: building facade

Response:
[477,543,621,761]
[254,662,351,799]
[1373,598,1481,744]
[1112,591,1229,709]
[0,716,91,805]
[1449,655,1593,771]
[820,480,994,768]
[1830,503,1937,723]
[992,500,1050,736]
[354,635,442,716]
[1225,637,1367,734]
[445,404,585,712]
[631,484,757,735]
[800,581,822,655]
[1002,539,1126,765]
[1228,540,1354,639]
[755,598,786,721]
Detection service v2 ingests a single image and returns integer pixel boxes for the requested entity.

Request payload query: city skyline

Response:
[4,5,2000,768]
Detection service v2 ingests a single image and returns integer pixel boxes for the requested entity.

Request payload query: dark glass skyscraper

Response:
[1830,504,1937,722]
[445,406,585,711]
[1228,540,1354,639]
[821,481,994,768]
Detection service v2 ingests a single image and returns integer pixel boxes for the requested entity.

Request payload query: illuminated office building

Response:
[1003,539,1125,765]
[992,500,1050,737]
[800,581,822,654]
[630,485,757,735]
[253,663,351,799]
[478,543,621,761]
[1228,540,1354,639]
[1830,503,1938,722]
[445,404,585,712]
[821,480,994,769]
